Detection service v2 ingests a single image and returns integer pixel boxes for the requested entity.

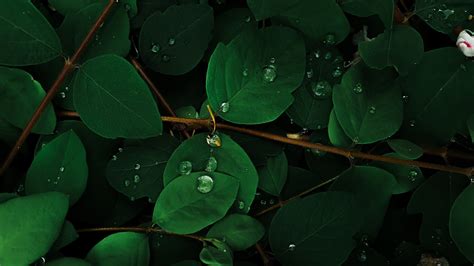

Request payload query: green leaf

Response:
[269,192,360,266]
[387,139,423,160]
[408,172,469,264]
[332,63,402,144]
[46,257,91,266]
[163,133,258,213]
[139,4,214,75]
[450,184,474,263]
[359,25,424,75]
[74,54,162,139]
[400,48,474,145]
[468,114,474,143]
[330,166,396,237]
[51,221,78,251]
[0,66,56,134]
[150,232,202,265]
[273,0,350,44]
[207,214,265,251]
[415,0,473,34]
[86,232,150,265]
[339,0,374,17]
[207,27,305,124]
[26,130,88,206]
[0,193,17,204]
[199,244,233,266]
[49,0,137,17]
[328,109,353,148]
[0,192,69,265]
[154,172,240,234]
[132,0,177,29]
[246,0,300,20]
[214,8,257,45]
[257,152,288,196]
[0,0,62,66]
[280,166,322,200]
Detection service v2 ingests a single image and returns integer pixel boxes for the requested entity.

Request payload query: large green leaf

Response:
[408,172,469,264]
[332,63,402,144]
[154,172,239,234]
[74,54,162,139]
[0,0,62,66]
[163,133,258,212]
[400,48,474,145]
[0,66,56,134]
[246,0,300,20]
[269,192,360,266]
[207,27,305,124]
[330,166,396,237]
[207,214,265,251]
[257,152,288,196]
[0,192,69,265]
[139,4,213,75]
[86,232,150,265]
[415,0,474,34]
[26,130,88,206]
[359,25,424,75]
[450,184,474,263]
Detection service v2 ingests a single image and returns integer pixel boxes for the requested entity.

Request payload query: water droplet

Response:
[16,184,24,193]
[242,68,249,77]
[168,38,175,46]
[206,134,222,148]
[353,83,363,94]
[178,161,192,175]
[118,147,123,153]
[269,199,275,204]
[334,56,343,63]
[269,57,276,64]
[323,34,336,45]
[130,196,136,201]
[402,95,409,103]
[314,50,321,59]
[162,54,170,62]
[238,200,245,210]
[197,175,214,193]
[408,169,418,182]
[441,9,455,19]
[245,16,251,22]
[357,250,367,262]
[151,44,160,53]
[262,65,277,82]
[409,120,416,127]
[65,86,70,91]
[324,52,332,60]
[260,199,267,205]
[133,175,141,183]
[59,166,65,172]
[205,156,218,172]
[134,163,141,170]
[311,148,326,157]
[59,92,66,99]
[311,80,331,99]
[288,243,296,251]
[112,155,118,161]
[47,178,51,183]
[220,102,230,113]
[353,137,360,144]
[95,34,99,41]
[124,179,131,187]
[369,106,376,114]
[306,69,314,79]
[332,68,343,78]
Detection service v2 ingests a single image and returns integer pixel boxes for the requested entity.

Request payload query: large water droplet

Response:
[197,175,214,193]
[134,175,141,183]
[353,83,363,94]
[369,106,376,114]
[323,34,336,45]
[124,179,131,187]
[168,38,176,46]
[220,102,230,113]
[151,44,160,53]
[288,243,296,251]
[311,81,331,99]
[178,161,192,175]
[134,163,141,170]
[262,65,277,82]
[206,134,222,148]
[205,156,218,172]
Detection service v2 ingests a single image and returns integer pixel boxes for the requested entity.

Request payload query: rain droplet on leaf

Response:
[168,38,175,46]
[369,106,376,114]
[59,92,66,99]
[134,163,141,170]
[242,68,249,77]
[206,134,222,148]
[409,120,416,127]
[197,175,214,193]
[311,80,331,99]
[205,156,218,172]
[220,102,229,113]
[323,34,336,45]
[151,44,160,53]
[238,200,245,210]
[162,54,170,62]
[288,243,296,251]
[59,167,65,172]
[178,161,192,175]
[408,169,418,181]
[124,180,131,187]
[353,83,363,94]
[134,175,141,183]
[262,65,277,82]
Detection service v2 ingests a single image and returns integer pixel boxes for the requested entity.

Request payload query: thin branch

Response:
[255,243,271,266]
[130,58,191,139]
[77,226,206,243]
[0,0,118,177]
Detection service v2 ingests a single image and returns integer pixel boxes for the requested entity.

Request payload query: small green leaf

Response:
[269,192,360,266]
[415,0,472,34]
[139,4,214,75]
[332,63,402,144]
[330,166,396,237]
[387,139,423,160]
[328,109,353,148]
[50,221,78,251]
[154,172,239,234]
[0,66,56,134]
[359,25,424,75]
[0,0,62,66]
[86,232,150,265]
[74,54,162,139]
[207,214,265,251]
[0,192,69,266]
[450,184,474,263]
[200,244,233,266]
[163,133,258,213]
[207,27,305,124]
[257,152,288,196]
[46,257,91,266]
[26,130,88,206]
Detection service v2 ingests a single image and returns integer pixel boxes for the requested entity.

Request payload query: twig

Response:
[0,0,118,177]
[255,243,271,266]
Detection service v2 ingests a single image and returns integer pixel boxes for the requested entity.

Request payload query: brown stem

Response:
[255,243,271,266]
[423,146,474,162]
[0,0,117,177]
[77,226,206,243]
[130,58,191,139]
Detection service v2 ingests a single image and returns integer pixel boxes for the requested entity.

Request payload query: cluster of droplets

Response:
[353,83,363,94]
[408,169,418,182]
[262,57,277,83]
[47,166,65,185]
[357,235,370,262]
[311,80,332,99]
[58,86,70,99]
[424,4,456,21]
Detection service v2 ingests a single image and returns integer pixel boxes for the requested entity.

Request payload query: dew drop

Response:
[314,50,321,59]
[16,184,24,193]
[306,69,314,79]
[262,65,277,82]
[332,68,343,78]
[133,174,141,183]
[134,163,141,170]
[245,16,251,22]
[162,54,170,62]
[118,147,123,153]
[124,179,131,187]
[65,86,70,91]
[151,44,160,53]
[220,102,230,113]
[409,120,416,127]
[47,178,51,183]
[112,155,118,161]
[197,175,214,193]
[95,34,100,41]
[408,170,418,182]
[178,161,192,175]
[353,83,363,94]
[269,57,276,64]
[323,34,336,45]
[206,134,222,148]
[369,106,376,114]
[242,68,249,77]
[205,156,218,172]
[59,92,66,99]
[357,250,367,262]
[288,243,296,251]
[238,200,245,210]
[260,199,267,205]
[168,38,176,46]
[130,196,135,201]
[59,166,65,172]
[311,81,331,99]
[353,137,360,144]
[269,199,275,204]
[402,95,409,103]
[324,52,332,60]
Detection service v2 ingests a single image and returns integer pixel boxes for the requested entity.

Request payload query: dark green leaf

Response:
[26,130,88,206]
[449,184,474,263]
[257,152,288,196]
[86,232,150,265]
[0,66,56,134]
[154,172,240,234]
[246,0,299,20]
[132,0,177,29]
[280,166,321,201]
[387,139,423,160]
[139,4,214,75]
[0,192,69,265]
[51,221,78,251]
[74,54,162,139]
[214,8,257,44]
[415,0,473,34]
[46,257,91,266]
[199,244,233,266]
[207,214,265,251]
[269,192,360,266]
[0,0,62,65]
[328,109,353,148]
